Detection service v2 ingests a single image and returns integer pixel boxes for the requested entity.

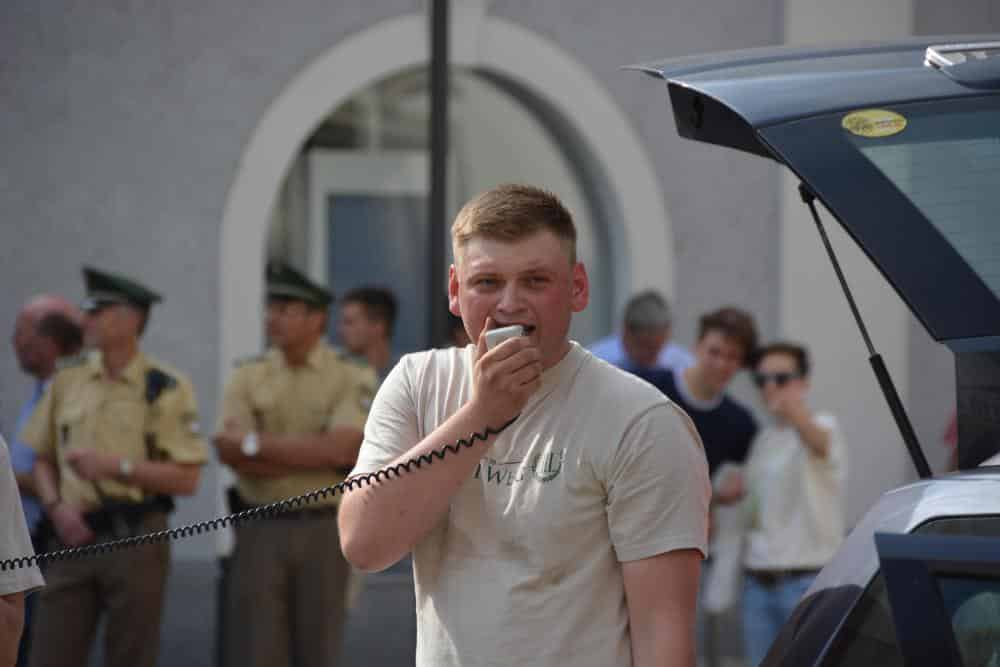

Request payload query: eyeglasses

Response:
[753,372,801,389]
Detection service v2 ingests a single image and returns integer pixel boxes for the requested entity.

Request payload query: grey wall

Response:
[0,0,420,558]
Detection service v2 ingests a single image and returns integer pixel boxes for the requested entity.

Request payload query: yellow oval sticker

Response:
[842,109,907,138]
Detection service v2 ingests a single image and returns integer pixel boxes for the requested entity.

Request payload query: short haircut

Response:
[342,287,398,336]
[697,307,759,366]
[754,341,810,377]
[36,313,84,356]
[623,290,671,332]
[451,184,577,263]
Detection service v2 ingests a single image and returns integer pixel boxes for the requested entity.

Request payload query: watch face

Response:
[241,433,259,457]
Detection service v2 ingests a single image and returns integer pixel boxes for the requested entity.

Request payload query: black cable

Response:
[798,184,932,479]
[799,184,877,357]
[1,416,518,572]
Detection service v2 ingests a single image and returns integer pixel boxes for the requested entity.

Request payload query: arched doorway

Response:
[268,65,615,357]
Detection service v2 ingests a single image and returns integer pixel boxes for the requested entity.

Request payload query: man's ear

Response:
[570,262,590,313]
[448,264,461,316]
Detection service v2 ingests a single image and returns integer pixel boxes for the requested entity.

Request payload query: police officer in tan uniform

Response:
[214,262,376,667]
[21,266,207,667]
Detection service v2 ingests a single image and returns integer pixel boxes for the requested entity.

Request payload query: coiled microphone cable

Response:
[1,417,517,572]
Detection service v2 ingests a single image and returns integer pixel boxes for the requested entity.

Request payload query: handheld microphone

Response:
[484,325,525,350]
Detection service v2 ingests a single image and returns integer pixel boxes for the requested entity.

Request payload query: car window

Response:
[759,97,1000,341]
[940,575,1000,667]
[820,515,1000,667]
[845,105,1000,300]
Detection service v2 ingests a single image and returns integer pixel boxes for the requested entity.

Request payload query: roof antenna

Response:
[798,183,932,479]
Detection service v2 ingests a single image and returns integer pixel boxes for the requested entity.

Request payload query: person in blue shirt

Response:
[589,290,693,374]
[9,295,83,667]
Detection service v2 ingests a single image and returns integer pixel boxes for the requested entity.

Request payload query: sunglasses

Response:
[753,372,801,389]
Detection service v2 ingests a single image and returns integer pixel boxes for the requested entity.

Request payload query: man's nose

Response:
[495,283,524,313]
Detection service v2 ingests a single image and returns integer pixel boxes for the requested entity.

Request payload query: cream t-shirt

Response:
[1,435,44,595]
[743,413,847,571]
[352,342,710,667]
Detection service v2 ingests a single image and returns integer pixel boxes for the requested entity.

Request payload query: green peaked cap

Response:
[266,261,333,306]
[81,266,162,311]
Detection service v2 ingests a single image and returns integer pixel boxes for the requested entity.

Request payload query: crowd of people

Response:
[590,292,847,666]
[1,183,848,667]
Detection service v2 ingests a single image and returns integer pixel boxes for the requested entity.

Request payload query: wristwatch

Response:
[119,457,134,479]
[241,431,260,458]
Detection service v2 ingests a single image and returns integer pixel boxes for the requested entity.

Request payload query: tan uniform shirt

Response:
[20,351,207,509]
[219,342,376,506]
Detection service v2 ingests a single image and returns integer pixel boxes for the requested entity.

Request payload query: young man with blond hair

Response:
[340,183,711,667]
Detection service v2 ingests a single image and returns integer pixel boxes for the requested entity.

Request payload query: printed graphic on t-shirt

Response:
[473,447,567,486]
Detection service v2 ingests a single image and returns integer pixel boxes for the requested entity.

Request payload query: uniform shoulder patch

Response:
[145,367,178,403]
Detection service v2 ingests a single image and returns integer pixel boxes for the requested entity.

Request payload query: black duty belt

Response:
[226,487,337,520]
[84,496,174,538]
[747,568,820,588]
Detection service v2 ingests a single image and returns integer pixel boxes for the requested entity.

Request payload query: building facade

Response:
[1,0,997,661]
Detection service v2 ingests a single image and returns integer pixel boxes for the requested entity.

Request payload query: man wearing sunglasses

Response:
[737,342,846,666]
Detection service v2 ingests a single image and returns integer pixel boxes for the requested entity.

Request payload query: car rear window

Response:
[846,106,1000,301]
[759,96,1000,340]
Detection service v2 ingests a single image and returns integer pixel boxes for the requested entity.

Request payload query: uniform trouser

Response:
[28,512,170,667]
[225,510,350,667]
